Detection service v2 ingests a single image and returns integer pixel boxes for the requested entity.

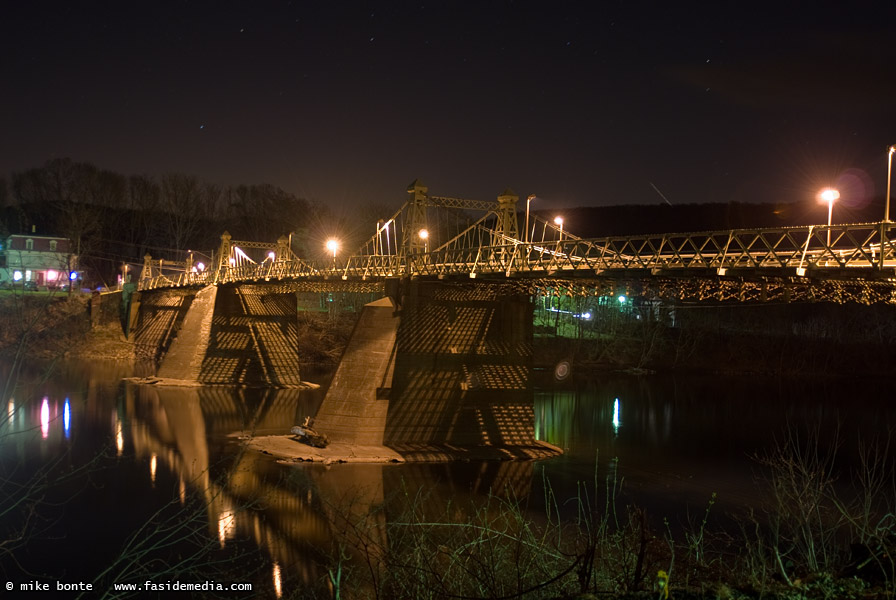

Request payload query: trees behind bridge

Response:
[0,158,386,287]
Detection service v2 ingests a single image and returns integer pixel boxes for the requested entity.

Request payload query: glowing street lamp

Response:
[819,188,839,247]
[887,145,895,223]
[525,194,535,244]
[325,238,340,268]
[554,215,564,241]
[418,228,429,253]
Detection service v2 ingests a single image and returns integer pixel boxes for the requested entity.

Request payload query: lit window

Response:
[13,270,22,281]
[50,240,57,251]
[25,239,33,250]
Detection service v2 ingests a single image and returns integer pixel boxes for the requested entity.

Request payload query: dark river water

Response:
[1,359,893,598]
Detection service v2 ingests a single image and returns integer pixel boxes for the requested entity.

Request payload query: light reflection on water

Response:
[1,359,895,597]
[532,372,896,527]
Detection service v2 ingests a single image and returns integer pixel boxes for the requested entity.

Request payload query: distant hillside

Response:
[536,199,887,238]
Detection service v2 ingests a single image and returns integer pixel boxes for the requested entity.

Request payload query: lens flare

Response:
[835,168,874,210]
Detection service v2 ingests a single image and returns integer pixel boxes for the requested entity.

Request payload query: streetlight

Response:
[525,194,535,244]
[554,215,564,241]
[884,146,895,268]
[819,188,839,247]
[418,228,429,253]
[887,145,895,223]
[325,238,339,268]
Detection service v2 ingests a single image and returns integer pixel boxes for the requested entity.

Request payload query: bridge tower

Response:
[213,231,232,284]
[276,235,290,263]
[404,179,428,256]
[140,253,153,286]
[495,188,520,242]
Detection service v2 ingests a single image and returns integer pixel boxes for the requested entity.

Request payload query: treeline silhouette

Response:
[0,158,387,286]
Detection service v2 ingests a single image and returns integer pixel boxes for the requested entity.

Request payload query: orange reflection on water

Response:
[218,507,236,548]
[272,561,282,598]
[115,419,124,456]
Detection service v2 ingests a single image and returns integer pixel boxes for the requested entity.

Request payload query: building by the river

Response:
[0,232,79,289]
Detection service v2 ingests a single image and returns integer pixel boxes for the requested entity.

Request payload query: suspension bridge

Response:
[122,181,896,455]
[136,180,896,305]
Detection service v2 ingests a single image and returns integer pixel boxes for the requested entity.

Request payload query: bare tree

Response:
[85,166,127,209]
[158,173,220,252]
[124,174,161,259]
[11,159,103,279]
[223,183,310,241]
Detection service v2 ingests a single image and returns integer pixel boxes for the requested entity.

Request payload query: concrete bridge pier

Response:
[198,284,305,387]
[313,279,560,460]
[156,285,218,382]
[309,297,399,446]
[133,284,308,387]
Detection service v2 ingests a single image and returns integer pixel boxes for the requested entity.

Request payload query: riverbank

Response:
[532,301,896,377]
[0,291,135,362]
[4,291,896,377]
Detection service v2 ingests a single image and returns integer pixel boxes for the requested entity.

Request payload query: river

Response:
[1,359,893,598]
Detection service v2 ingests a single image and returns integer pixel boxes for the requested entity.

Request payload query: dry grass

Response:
[291,436,896,600]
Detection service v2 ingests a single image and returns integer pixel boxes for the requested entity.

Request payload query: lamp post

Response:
[525,194,535,244]
[418,228,429,253]
[554,216,564,241]
[325,238,339,269]
[883,146,896,269]
[819,188,839,247]
[887,146,895,223]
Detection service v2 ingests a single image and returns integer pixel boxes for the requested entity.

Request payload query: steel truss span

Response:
[136,184,896,305]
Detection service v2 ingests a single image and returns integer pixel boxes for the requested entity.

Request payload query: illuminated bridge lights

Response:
[134,190,896,308]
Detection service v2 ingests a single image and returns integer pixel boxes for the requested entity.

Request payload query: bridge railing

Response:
[573,222,894,274]
[213,258,318,284]
[138,256,216,290]
[321,222,896,278]
[139,270,216,290]
[136,222,896,290]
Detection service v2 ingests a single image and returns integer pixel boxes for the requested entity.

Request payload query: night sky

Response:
[3,1,896,216]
